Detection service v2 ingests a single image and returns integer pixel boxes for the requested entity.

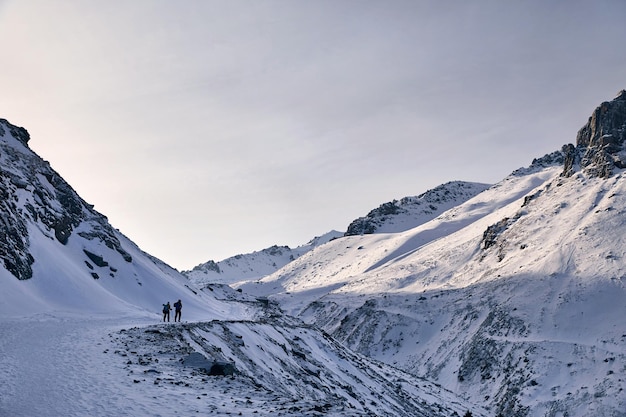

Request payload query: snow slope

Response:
[238,166,560,313]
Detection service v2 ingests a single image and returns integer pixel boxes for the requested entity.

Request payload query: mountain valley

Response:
[2,92,626,416]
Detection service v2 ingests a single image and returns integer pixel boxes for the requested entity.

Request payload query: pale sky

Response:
[1,1,625,270]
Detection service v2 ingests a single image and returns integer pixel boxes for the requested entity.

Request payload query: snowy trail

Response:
[0,315,157,417]
[0,315,319,417]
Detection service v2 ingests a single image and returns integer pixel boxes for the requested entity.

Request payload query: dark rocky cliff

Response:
[563,90,626,178]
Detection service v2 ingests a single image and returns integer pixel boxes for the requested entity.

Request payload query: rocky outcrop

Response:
[563,90,626,178]
[0,119,30,147]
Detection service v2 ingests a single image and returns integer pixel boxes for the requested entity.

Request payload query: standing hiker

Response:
[162,302,171,322]
[174,299,182,322]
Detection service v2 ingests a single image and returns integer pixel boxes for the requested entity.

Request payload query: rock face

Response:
[563,90,626,178]
[0,118,131,280]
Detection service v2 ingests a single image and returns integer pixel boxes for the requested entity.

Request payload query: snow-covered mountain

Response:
[184,230,343,286]
[0,118,482,416]
[237,91,626,417]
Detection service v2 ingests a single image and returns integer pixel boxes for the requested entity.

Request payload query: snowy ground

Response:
[0,301,486,417]
[0,314,152,416]
[0,313,343,417]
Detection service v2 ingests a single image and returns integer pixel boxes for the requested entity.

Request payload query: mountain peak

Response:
[562,89,626,178]
[0,118,30,148]
[344,181,491,236]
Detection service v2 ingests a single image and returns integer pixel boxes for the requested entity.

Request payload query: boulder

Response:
[182,352,237,376]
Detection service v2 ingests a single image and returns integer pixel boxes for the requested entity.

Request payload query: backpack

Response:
[162,304,168,313]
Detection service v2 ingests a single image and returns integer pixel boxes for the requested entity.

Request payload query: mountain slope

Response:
[237,92,626,416]
[239,164,561,314]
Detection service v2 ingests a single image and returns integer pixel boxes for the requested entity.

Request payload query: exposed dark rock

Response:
[0,119,30,147]
[561,143,578,178]
[482,218,510,250]
[0,174,34,280]
[198,260,220,274]
[345,217,378,235]
[563,90,626,178]
[264,245,289,256]
[182,352,237,376]
[83,249,109,267]
[209,361,237,376]
[182,352,214,370]
[54,217,74,245]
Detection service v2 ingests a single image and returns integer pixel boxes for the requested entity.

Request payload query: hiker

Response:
[162,302,171,322]
[174,299,182,322]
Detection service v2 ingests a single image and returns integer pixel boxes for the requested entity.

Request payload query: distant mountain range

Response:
[183,230,343,285]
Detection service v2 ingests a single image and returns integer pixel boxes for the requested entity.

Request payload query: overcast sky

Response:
[1,1,625,270]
